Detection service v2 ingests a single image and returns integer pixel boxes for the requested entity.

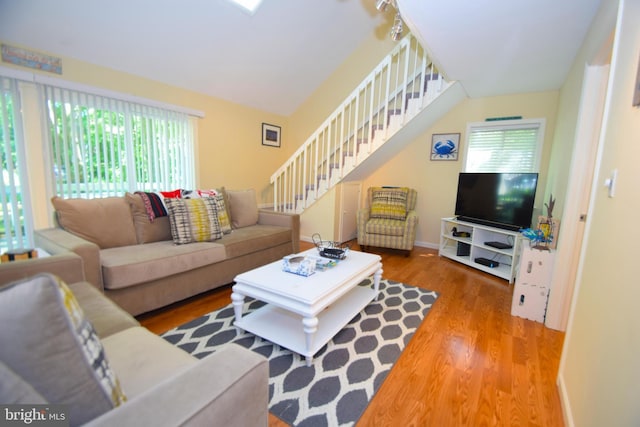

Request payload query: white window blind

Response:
[464,119,544,173]
[0,76,33,251]
[43,85,195,199]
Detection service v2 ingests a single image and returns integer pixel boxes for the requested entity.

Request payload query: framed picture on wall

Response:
[262,123,281,147]
[430,133,460,160]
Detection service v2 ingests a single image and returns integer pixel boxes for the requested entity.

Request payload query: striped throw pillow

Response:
[165,197,223,244]
[370,187,409,220]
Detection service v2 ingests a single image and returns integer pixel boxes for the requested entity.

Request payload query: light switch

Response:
[604,169,618,198]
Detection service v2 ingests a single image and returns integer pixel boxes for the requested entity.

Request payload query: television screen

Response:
[454,172,538,231]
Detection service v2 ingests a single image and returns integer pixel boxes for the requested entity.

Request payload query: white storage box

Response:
[511,282,550,323]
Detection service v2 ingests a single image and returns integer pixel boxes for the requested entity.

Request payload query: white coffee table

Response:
[232,248,383,365]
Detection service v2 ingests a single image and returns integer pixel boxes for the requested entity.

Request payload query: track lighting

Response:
[375,0,390,12]
[375,0,403,41]
[390,12,403,40]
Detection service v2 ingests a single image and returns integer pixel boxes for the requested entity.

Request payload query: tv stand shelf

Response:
[439,217,523,283]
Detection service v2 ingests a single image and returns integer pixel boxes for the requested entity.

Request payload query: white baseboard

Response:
[414,241,439,250]
[556,375,574,427]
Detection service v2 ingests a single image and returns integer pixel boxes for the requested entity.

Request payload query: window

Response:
[0,76,33,251]
[463,119,545,173]
[43,85,195,199]
[0,66,202,251]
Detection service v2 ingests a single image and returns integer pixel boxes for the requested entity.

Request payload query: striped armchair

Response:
[357,187,418,256]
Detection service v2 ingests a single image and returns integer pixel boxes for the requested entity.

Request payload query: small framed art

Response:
[262,123,281,147]
[430,133,460,160]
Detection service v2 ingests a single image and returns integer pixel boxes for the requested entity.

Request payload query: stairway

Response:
[270,33,463,213]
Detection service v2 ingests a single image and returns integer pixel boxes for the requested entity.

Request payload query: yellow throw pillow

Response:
[370,187,409,220]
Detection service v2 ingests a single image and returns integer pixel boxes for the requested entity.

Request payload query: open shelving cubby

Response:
[439,217,523,284]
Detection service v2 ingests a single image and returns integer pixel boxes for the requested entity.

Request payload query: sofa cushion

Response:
[165,197,223,244]
[228,189,259,228]
[68,281,140,338]
[101,326,195,398]
[217,224,293,258]
[52,196,137,249]
[0,274,126,426]
[369,187,409,220]
[100,241,226,290]
[125,192,172,244]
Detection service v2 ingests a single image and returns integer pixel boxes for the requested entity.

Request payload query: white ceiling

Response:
[399,0,603,98]
[0,0,602,115]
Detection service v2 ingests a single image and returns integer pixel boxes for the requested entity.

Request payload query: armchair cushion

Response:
[369,187,409,220]
[365,218,408,236]
[0,274,126,425]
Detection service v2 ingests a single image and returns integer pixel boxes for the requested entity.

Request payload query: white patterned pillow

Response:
[165,197,223,244]
[0,274,126,426]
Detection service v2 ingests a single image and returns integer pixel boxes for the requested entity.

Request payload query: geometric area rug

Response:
[161,278,438,426]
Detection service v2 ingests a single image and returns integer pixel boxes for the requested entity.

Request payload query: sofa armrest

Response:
[85,344,268,427]
[258,209,300,253]
[34,227,103,290]
[0,252,85,286]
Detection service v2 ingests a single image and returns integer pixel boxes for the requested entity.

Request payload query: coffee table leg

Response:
[373,263,383,300]
[231,291,245,323]
[302,316,319,366]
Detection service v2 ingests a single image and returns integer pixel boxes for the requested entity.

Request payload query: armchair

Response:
[357,187,418,256]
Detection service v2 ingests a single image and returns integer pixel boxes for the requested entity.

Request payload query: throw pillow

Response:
[164,197,223,244]
[0,274,126,426]
[212,194,232,234]
[52,196,137,249]
[370,187,409,220]
[125,192,172,244]
[0,361,48,404]
[160,189,183,199]
[227,189,259,228]
[195,188,232,235]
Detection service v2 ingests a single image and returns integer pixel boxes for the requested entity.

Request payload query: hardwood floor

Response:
[138,241,566,426]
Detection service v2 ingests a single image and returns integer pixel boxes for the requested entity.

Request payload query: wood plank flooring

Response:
[138,241,565,427]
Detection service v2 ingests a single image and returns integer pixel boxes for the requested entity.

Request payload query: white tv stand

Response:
[439,217,523,283]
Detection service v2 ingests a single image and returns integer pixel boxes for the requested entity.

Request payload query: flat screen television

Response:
[454,172,538,231]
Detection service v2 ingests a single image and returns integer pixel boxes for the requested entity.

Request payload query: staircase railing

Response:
[271,33,448,213]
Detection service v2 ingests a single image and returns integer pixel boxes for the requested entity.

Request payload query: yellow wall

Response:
[360,91,559,246]
[1,41,290,213]
[288,34,397,152]
[558,0,640,425]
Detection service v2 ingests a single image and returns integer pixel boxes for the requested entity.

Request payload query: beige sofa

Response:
[0,255,268,427]
[34,189,300,315]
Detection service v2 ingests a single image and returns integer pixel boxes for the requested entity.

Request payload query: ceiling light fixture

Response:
[375,0,391,12]
[228,0,263,15]
[390,12,403,40]
[375,0,403,41]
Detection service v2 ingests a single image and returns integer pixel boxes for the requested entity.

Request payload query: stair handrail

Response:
[271,33,440,213]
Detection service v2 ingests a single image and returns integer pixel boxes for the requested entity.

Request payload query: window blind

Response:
[464,120,543,173]
[43,85,195,199]
[0,76,33,251]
